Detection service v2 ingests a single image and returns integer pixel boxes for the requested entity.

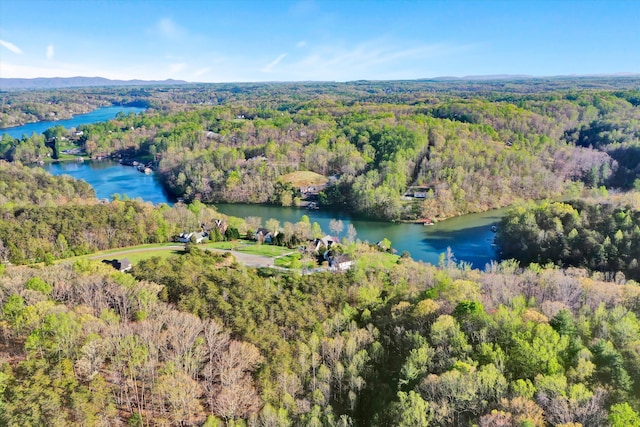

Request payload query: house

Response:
[314,235,338,252]
[213,219,228,234]
[328,254,354,271]
[102,258,132,272]
[177,231,209,243]
[254,228,275,243]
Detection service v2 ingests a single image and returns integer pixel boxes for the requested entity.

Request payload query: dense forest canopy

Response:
[2,78,640,221]
[1,78,640,426]
[496,198,640,281]
[1,245,639,426]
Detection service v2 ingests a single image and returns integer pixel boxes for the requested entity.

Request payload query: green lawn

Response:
[93,243,179,255]
[274,253,316,269]
[204,241,292,257]
[92,248,184,264]
[356,252,399,270]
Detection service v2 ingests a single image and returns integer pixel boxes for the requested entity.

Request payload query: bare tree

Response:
[346,224,357,243]
[329,219,344,238]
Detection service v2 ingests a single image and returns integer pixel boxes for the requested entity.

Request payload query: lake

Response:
[42,160,174,205]
[0,106,146,139]
[43,160,501,267]
[18,104,502,268]
[215,203,503,268]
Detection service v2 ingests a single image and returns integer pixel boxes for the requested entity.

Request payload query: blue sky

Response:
[1,0,638,82]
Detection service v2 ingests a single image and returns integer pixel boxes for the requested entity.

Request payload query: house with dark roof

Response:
[313,235,338,252]
[254,228,275,243]
[102,258,132,272]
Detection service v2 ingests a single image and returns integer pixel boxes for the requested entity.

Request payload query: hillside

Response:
[0,77,189,90]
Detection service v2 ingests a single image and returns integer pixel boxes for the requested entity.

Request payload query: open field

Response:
[279,171,328,187]
[203,241,293,257]
[355,252,399,270]
[78,241,281,269]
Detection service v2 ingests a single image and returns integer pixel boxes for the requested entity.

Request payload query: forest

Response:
[1,78,640,426]
[1,241,639,426]
[2,78,639,221]
[496,198,640,281]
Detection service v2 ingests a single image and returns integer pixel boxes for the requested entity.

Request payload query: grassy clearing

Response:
[95,243,179,255]
[274,253,316,269]
[53,243,180,264]
[204,241,292,257]
[203,241,242,251]
[280,171,328,187]
[93,248,184,264]
[356,252,399,270]
[274,253,299,268]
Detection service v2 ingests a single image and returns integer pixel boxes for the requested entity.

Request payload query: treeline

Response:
[0,91,110,128]
[496,199,640,281]
[0,160,95,206]
[1,246,639,426]
[0,201,169,264]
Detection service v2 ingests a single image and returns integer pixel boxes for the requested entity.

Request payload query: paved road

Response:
[90,245,275,268]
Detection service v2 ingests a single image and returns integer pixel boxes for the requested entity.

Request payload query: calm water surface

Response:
[23,104,503,267]
[215,204,503,268]
[42,161,502,266]
[43,160,174,205]
[1,106,145,139]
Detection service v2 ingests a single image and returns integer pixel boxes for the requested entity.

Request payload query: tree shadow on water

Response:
[420,222,499,268]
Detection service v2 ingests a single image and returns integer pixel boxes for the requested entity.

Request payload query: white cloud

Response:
[0,40,23,54]
[297,40,307,48]
[155,18,184,39]
[281,39,474,81]
[46,44,55,60]
[169,62,187,73]
[192,67,211,78]
[261,53,287,72]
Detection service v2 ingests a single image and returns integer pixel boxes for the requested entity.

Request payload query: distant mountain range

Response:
[0,76,189,90]
[427,73,639,81]
[1,74,638,90]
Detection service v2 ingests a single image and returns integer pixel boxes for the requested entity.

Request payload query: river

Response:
[0,106,146,139]
[10,105,502,267]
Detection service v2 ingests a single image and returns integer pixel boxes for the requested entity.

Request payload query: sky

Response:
[0,0,638,83]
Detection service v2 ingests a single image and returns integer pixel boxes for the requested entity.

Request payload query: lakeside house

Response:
[328,254,354,271]
[254,228,276,243]
[177,231,209,243]
[314,235,338,252]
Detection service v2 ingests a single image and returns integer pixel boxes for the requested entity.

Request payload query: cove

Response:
[42,159,502,267]
[215,203,503,268]
[42,160,174,205]
[0,106,146,139]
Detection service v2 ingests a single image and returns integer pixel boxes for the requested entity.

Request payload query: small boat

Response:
[491,225,498,233]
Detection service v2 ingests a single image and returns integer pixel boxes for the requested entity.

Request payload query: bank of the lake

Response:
[214,203,503,268]
[0,106,146,139]
[43,160,174,205]
[42,159,502,267]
